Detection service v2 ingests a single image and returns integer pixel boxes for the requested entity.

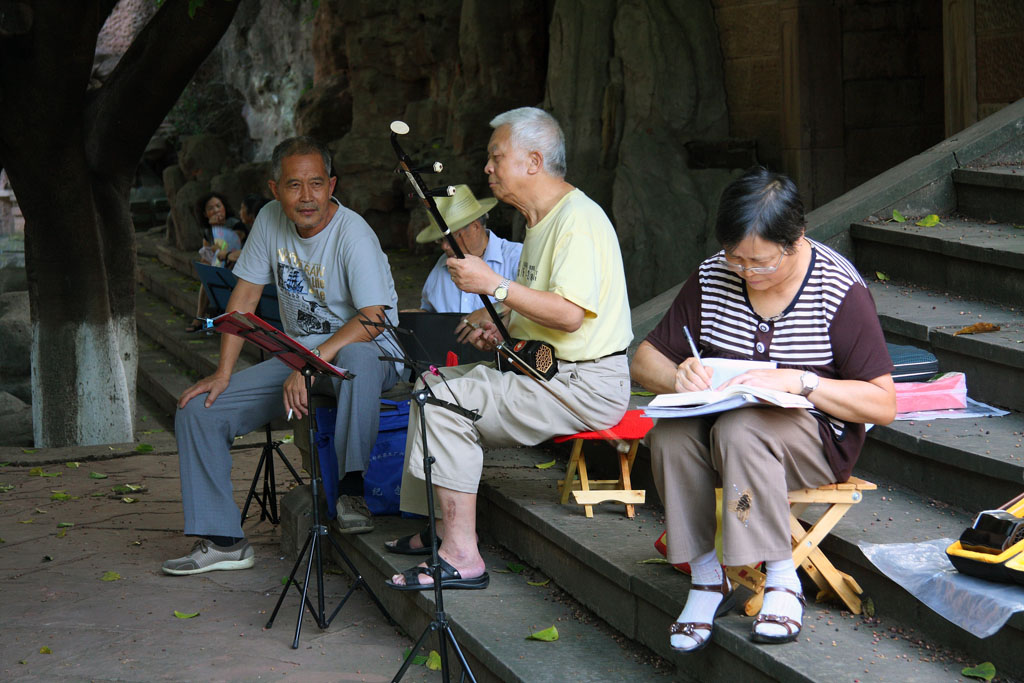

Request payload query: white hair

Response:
[489,107,567,178]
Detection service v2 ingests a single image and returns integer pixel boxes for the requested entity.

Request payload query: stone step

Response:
[137,254,200,320]
[851,217,1024,308]
[467,448,983,682]
[867,280,1024,412]
[137,331,200,418]
[954,166,1024,224]
[479,447,1024,680]
[136,283,262,375]
[155,242,199,279]
[281,495,677,682]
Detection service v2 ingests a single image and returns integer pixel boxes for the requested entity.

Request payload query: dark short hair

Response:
[714,167,805,252]
[271,136,333,181]
[195,192,236,229]
[241,193,268,218]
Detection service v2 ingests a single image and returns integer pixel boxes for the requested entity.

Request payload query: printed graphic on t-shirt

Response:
[519,262,537,284]
[275,257,342,338]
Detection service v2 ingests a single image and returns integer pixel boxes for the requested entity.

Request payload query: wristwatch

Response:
[493,278,512,302]
[312,347,321,358]
[798,371,819,397]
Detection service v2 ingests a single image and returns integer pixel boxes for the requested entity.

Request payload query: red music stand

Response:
[210,311,393,647]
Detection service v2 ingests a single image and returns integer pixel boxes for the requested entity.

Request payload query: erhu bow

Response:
[388,121,628,451]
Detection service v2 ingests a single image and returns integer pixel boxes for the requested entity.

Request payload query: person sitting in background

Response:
[239,193,268,235]
[630,167,896,652]
[415,184,522,314]
[187,192,245,332]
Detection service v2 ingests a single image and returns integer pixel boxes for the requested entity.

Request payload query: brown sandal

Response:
[750,586,805,644]
[669,573,735,653]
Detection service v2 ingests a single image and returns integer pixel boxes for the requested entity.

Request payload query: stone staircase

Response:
[134,100,1024,682]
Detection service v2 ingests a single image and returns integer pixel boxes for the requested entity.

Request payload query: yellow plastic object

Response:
[946,496,1024,584]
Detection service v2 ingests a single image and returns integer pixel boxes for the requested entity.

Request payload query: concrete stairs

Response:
[133,101,1024,681]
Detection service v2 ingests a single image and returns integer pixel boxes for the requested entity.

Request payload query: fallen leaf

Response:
[915,214,942,227]
[892,209,906,222]
[638,558,670,564]
[0,462,9,466]
[65,461,80,469]
[21,449,36,454]
[962,662,996,681]
[0,483,14,492]
[875,271,889,282]
[42,555,53,562]
[34,508,47,514]
[526,625,559,642]
[39,646,52,654]
[89,472,108,480]
[1013,224,1024,230]
[507,562,525,574]
[50,492,72,501]
[57,522,74,528]
[535,459,556,470]
[863,596,875,617]
[122,497,137,504]
[953,322,1001,336]
[135,443,154,453]
[425,650,441,670]
[101,571,121,581]
[0,538,4,543]
[19,519,34,524]
[111,484,145,494]
[281,435,294,444]
[527,579,550,587]
[173,610,199,619]
[57,528,67,539]
[29,467,60,478]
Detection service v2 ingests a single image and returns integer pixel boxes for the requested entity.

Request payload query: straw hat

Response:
[414,184,498,244]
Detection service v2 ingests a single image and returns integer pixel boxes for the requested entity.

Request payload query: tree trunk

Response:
[0,0,239,447]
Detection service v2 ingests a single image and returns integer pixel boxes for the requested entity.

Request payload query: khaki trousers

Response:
[399,356,630,516]
[649,407,836,567]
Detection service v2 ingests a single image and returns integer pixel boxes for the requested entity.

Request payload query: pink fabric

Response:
[895,372,967,413]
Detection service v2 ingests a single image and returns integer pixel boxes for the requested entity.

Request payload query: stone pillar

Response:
[779,0,843,209]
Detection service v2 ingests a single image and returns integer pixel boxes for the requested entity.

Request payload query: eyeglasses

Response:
[717,248,786,275]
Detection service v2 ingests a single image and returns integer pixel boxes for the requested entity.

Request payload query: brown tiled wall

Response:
[712,0,783,169]
[839,0,944,190]
[975,0,1024,119]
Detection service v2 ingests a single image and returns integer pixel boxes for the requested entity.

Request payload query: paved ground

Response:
[0,419,432,682]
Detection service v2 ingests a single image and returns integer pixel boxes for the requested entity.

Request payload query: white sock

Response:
[755,558,803,638]
[671,550,728,651]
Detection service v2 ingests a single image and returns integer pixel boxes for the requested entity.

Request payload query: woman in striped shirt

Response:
[631,167,896,652]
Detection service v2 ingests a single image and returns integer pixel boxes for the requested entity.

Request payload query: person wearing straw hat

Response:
[415,184,522,314]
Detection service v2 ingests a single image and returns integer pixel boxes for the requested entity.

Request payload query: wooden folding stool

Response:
[726,476,877,615]
[554,409,652,518]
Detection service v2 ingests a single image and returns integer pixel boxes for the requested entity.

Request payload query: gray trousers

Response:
[399,356,630,516]
[649,407,836,567]
[175,342,399,538]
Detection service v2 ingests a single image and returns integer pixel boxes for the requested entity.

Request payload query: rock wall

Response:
[291,0,738,304]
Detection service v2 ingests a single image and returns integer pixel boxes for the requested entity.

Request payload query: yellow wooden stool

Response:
[554,410,653,518]
[726,476,877,615]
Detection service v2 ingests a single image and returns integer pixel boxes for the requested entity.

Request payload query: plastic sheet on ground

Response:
[860,538,1024,637]
[894,397,1009,421]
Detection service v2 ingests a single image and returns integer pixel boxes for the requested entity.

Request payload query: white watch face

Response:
[494,286,509,302]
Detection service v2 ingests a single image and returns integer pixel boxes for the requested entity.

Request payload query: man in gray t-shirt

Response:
[163,137,400,576]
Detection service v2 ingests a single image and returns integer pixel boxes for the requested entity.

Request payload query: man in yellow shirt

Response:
[387,107,633,590]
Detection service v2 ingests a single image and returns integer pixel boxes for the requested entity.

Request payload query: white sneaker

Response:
[161,538,254,576]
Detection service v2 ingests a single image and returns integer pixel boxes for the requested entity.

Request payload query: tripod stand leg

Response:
[392,621,438,682]
[266,451,279,524]
[292,531,322,648]
[241,446,272,524]
[444,626,477,683]
[275,443,304,484]
[266,528,313,629]
[323,532,395,626]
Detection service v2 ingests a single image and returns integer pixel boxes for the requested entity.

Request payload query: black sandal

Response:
[386,555,489,592]
[384,528,439,556]
[669,573,735,653]
[750,586,805,644]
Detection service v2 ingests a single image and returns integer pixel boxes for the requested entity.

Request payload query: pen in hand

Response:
[683,325,702,363]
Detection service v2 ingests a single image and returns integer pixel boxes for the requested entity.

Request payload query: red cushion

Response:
[553,409,654,443]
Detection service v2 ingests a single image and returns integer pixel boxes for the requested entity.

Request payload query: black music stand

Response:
[360,315,482,683]
[209,311,394,648]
